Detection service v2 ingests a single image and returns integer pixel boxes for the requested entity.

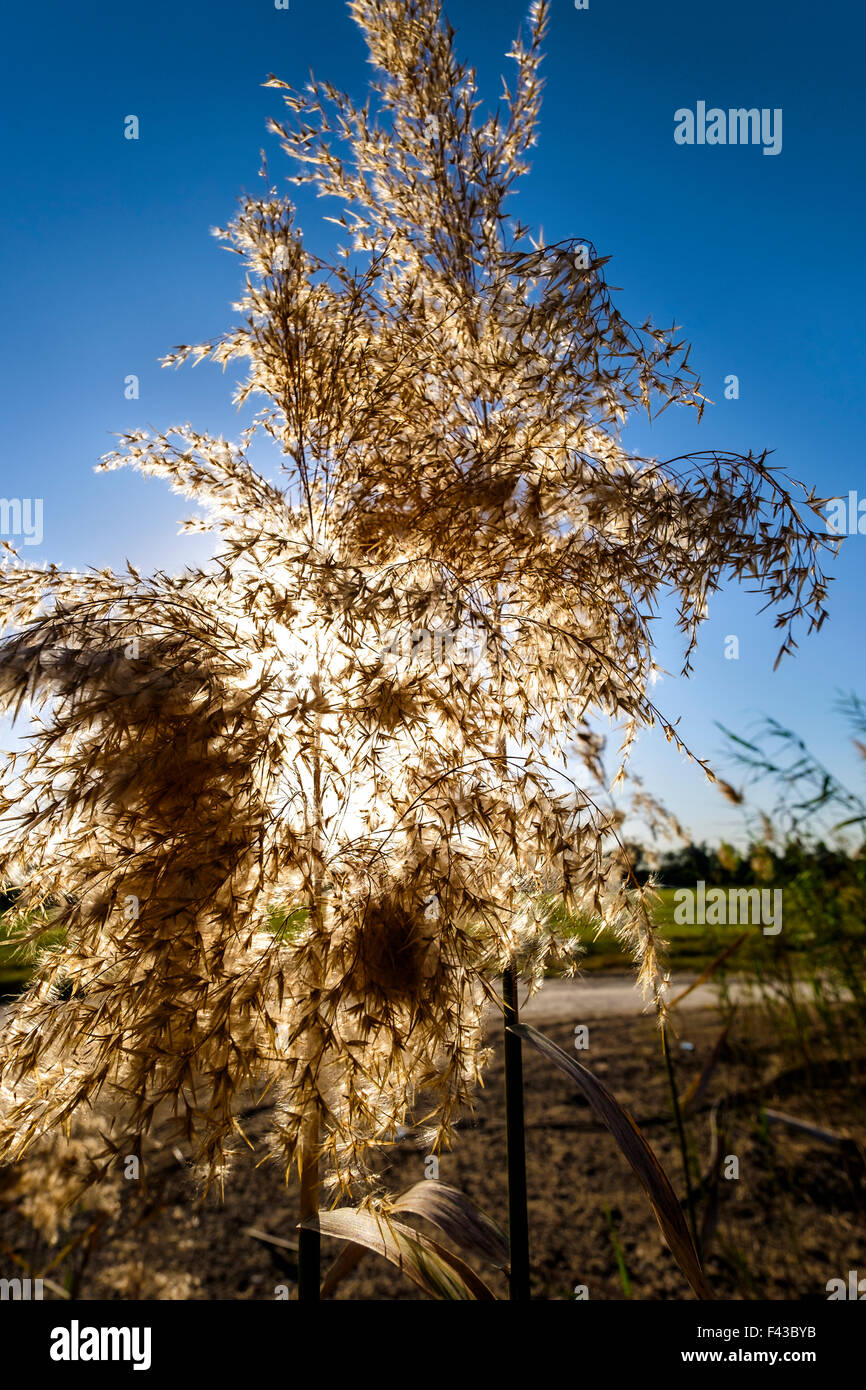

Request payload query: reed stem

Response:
[503,960,530,1300]
[297,1112,321,1301]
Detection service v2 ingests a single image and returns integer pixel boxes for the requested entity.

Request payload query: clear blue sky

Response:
[1,0,864,847]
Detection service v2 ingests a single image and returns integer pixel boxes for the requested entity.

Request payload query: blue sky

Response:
[1,0,864,847]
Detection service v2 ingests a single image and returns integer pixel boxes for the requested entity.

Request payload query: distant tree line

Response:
[633,839,863,887]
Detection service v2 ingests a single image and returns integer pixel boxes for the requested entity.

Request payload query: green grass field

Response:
[0,887,813,994]
[552,886,790,976]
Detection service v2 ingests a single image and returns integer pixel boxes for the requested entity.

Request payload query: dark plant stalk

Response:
[297,1229,320,1300]
[660,1020,701,1263]
[298,1117,321,1302]
[298,704,324,1302]
[503,960,530,1299]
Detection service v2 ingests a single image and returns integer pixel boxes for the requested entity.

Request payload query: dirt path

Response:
[498,971,808,1024]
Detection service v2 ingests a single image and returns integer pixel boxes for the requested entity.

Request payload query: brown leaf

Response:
[302,1207,497,1300]
[682,1017,734,1116]
[391,1180,508,1269]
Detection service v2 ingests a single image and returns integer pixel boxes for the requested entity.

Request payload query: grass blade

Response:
[302,1208,497,1300]
[391,1180,508,1269]
[667,933,749,1010]
[512,1022,713,1300]
[503,961,530,1299]
[602,1204,632,1298]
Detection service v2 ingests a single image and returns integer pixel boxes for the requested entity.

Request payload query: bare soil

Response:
[2,1002,864,1301]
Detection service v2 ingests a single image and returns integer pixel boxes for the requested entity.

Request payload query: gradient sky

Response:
[1,0,864,848]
